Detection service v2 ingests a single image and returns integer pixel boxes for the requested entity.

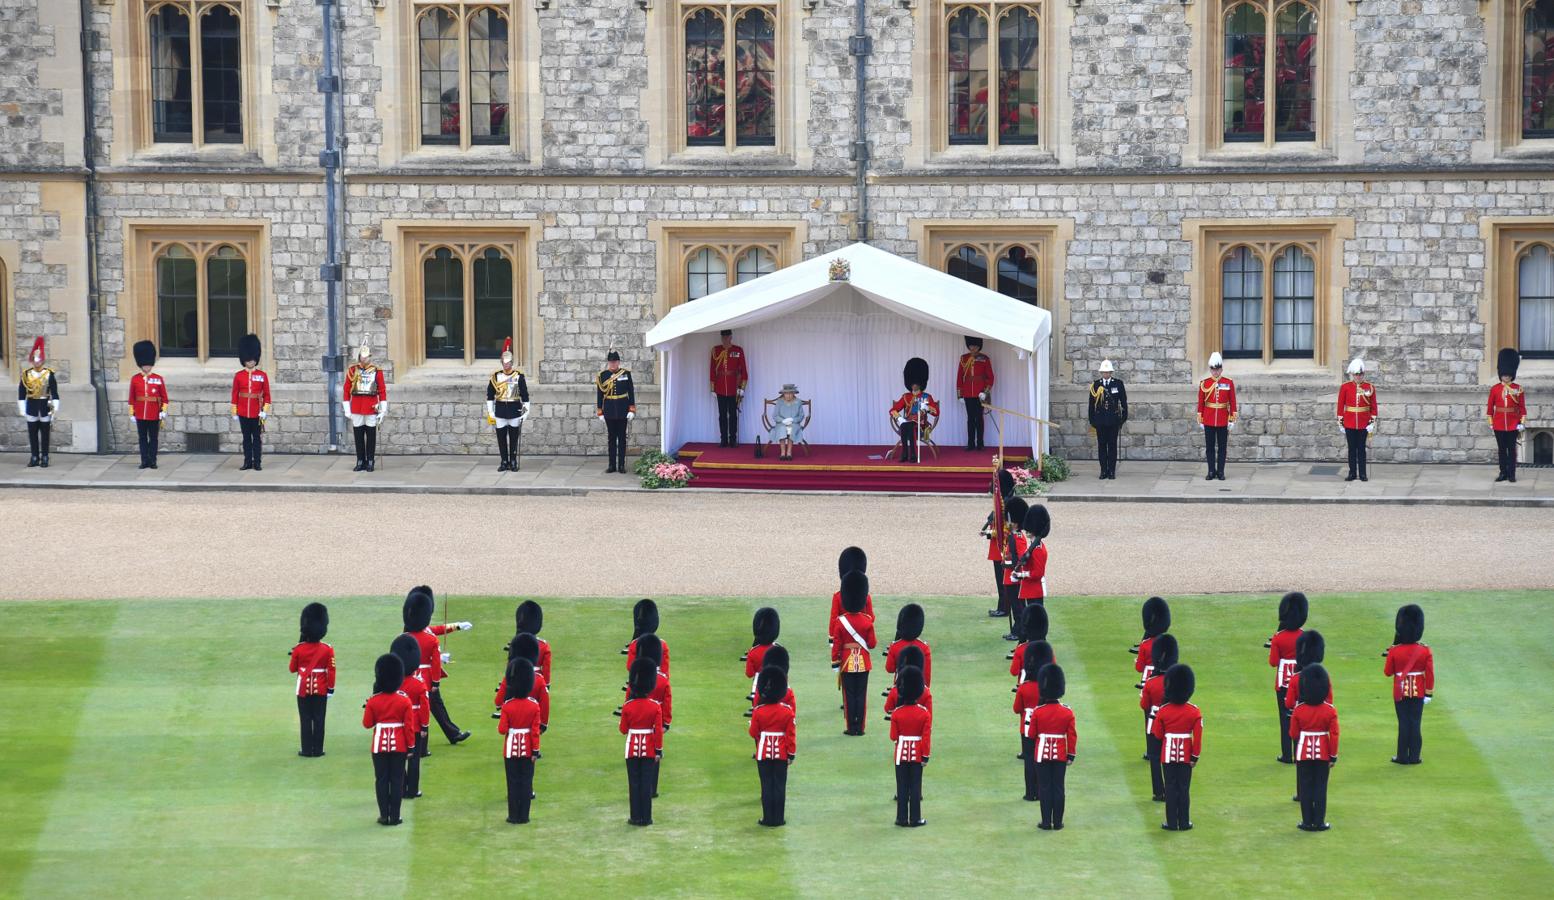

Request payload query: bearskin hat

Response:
[634,633,664,668]
[1395,604,1425,644]
[903,357,929,391]
[509,632,540,665]
[516,600,543,636]
[895,603,925,642]
[389,633,420,680]
[752,607,780,646]
[505,658,536,701]
[993,467,1015,499]
[373,653,404,695]
[896,665,925,706]
[1022,604,1049,643]
[757,666,788,705]
[838,546,868,578]
[1151,633,1180,673]
[1142,596,1171,638]
[403,586,434,631]
[1299,663,1331,707]
[1023,640,1055,682]
[238,333,261,366]
[841,571,869,614]
[132,339,157,368]
[1163,663,1196,705]
[299,602,329,643]
[965,335,983,349]
[633,598,659,639]
[1294,629,1326,671]
[628,657,657,698]
[1037,663,1066,702]
[763,644,790,674]
[1499,348,1520,380]
[1279,591,1309,631]
[1022,504,1051,540]
[1005,496,1029,530]
[896,643,925,674]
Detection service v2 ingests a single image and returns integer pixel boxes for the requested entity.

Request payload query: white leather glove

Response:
[979,392,988,402]
[486,400,496,420]
[341,401,350,420]
[376,401,388,418]
[49,399,60,414]
[1517,423,1526,432]
[736,388,744,398]
[1199,423,1205,431]
[159,411,167,421]
[15,401,25,417]
[896,415,907,426]
[1339,420,1346,434]
[233,413,241,422]
[627,411,635,420]
[596,413,604,421]
[259,410,268,421]
[1422,695,1432,704]
[517,405,530,424]
[455,621,473,631]
[783,417,794,426]
[439,652,451,664]
[1366,422,1375,434]
[1227,420,1236,431]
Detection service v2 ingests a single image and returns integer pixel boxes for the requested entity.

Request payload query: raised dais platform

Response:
[677,442,1027,493]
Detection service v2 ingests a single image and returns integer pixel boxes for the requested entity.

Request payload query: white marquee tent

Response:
[644,242,1052,457]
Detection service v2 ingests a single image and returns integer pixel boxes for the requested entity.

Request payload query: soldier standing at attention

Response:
[1151,664,1203,831]
[1489,348,1527,483]
[231,334,271,471]
[957,336,995,451]
[1336,358,1377,481]
[16,337,59,468]
[1290,663,1339,831]
[128,340,169,469]
[343,341,387,472]
[362,654,414,826]
[289,603,334,757]
[710,329,748,447]
[1267,591,1307,764]
[1385,604,1433,765]
[831,571,877,736]
[595,349,636,474]
[890,666,931,827]
[1029,664,1077,831]
[620,658,664,826]
[1196,352,1237,480]
[1087,359,1127,479]
[486,337,530,472]
[749,666,796,827]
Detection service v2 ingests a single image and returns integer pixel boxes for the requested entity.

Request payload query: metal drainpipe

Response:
[318,0,345,451]
[77,0,110,452]
[850,0,871,243]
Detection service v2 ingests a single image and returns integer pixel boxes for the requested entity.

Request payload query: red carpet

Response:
[677,442,1029,493]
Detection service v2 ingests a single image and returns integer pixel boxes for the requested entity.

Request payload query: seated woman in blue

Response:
[767,385,806,461]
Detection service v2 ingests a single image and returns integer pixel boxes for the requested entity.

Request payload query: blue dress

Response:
[767,398,805,443]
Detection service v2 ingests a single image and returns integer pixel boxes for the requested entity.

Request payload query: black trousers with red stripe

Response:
[296,695,327,756]
[1162,762,1193,829]
[895,761,923,825]
[625,757,656,824]
[840,672,869,734]
[1296,760,1331,827]
[372,751,406,822]
[756,758,788,824]
[1035,761,1067,827]
[505,756,535,823]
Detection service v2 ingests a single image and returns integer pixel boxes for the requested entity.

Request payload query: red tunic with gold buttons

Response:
[1488,382,1527,431]
[1028,702,1078,761]
[889,703,932,763]
[830,611,877,672]
[619,697,664,758]
[1196,376,1237,427]
[499,696,544,759]
[363,692,415,753]
[231,367,272,418]
[1269,628,1303,691]
[409,625,457,685]
[343,363,386,415]
[1337,380,1377,430]
[709,344,748,397]
[957,351,995,399]
[1150,702,1203,763]
[289,641,336,696]
[1289,701,1339,761]
[1384,643,1434,701]
[128,371,169,421]
[749,701,797,760]
[399,674,429,732]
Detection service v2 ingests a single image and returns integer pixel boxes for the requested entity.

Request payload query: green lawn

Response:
[1,591,1550,898]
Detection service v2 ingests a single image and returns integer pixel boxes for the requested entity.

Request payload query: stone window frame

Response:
[0,255,9,373]
[404,1,522,153]
[126,0,258,154]
[1184,219,1351,374]
[409,236,523,364]
[645,1,805,165]
[648,222,804,320]
[1492,0,1554,153]
[120,222,270,379]
[1484,219,1554,371]
[679,1,781,151]
[1192,0,1340,157]
[385,222,540,374]
[909,219,1073,378]
[920,0,1058,159]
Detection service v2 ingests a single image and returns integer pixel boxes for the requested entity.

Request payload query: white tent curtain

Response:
[1521,245,1554,353]
[662,287,1042,450]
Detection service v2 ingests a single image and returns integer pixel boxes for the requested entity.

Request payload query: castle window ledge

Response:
[1194,145,1338,167]
[661,147,799,170]
[924,147,1060,169]
[126,146,266,168]
[394,146,533,171]
[1495,139,1554,162]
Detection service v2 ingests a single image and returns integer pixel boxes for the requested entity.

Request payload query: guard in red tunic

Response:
[230,334,272,471]
[624,599,671,676]
[754,644,796,715]
[957,336,995,451]
[889,357,940,464]
[884,603,932,686]
[511,600,552,685]
[495,634,552,734]
[632,634,672,798]
[498,658,544,824]
[403,586,473,745]
[1385,604,1433,764]
[1139,635,1178,803]
[829,547,874,640]
[343,341,387,472]
[128,340,169,469]
[1266,590,1307,763]
[998,497,1029,641]
[744,607,780,704]
[1489,348,1528,483]
[1008,503,1051,641]
[17,337,59,468]
[1134,596,1172,690]
[620,658,664,826]
[890,665,931,827]
[1013,641,1052,801]
[1196,352,1237,480]
[1007,604,1051,679]
[1029,663,1077,830]
[389,634,429,799]
[289,602,334,757]
[710,329,748,447]
[831,570,877,736]
[1151,664,1202,831]
[1290,663,1339,831]
[1284,630,1330,806]
[750,666,796,827]
[982,468,1016,618]
[1337,358,1377,481]
[883,644,931,721]
[362,654,414,826]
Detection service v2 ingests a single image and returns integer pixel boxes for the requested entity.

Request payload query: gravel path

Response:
[5,488,1551,601]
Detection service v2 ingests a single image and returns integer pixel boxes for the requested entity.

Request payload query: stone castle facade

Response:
[2,0,1551,463]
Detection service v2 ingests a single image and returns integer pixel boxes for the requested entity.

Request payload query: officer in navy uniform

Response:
[595,350,637,474]
[1087,359,1128,479]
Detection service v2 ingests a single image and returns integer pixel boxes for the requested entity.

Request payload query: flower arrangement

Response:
[1007,465,1047,496]
[1038,452,1070,483]
[641,460,694,489]
[633,449,673,476]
